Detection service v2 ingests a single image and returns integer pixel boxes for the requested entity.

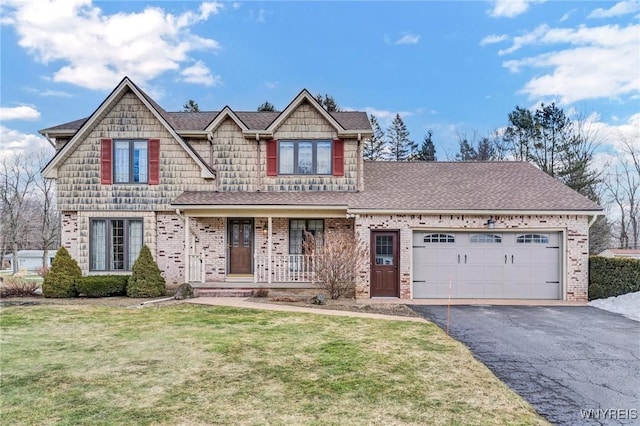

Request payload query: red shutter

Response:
[266,139,278,176]
[333,139,344,176]
[100,138,112,184]
[148,138,160,185]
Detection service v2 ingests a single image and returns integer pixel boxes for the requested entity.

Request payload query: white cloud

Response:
[364,108,413,128]
[589,0,640,18]
[0,126,52,160]
[560,9,576,22]
[180,61,222,86]
[2,0,223,90]
[488,0,535,18]
[480,34,508,46]
[265,81,279,90]
[395,34,420,45]
[500,24,640,103]
[0,106,41,121]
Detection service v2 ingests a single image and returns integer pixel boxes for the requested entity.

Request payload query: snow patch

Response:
[589,291,640,322]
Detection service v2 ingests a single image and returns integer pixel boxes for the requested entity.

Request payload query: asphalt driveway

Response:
[409,305,640,425]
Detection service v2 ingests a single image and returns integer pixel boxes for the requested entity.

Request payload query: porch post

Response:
[268,216,272,285]
[184,215,190,283]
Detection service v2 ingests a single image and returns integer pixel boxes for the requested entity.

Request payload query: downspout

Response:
[588,214,599,228]
[256,133,262,191]
[208,133,220,192]
[175,209,198,238]
[356,132,363,192]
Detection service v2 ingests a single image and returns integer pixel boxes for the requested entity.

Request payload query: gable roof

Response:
[41,77,215,179]
[40,91,372,138]
[172,161,602,214]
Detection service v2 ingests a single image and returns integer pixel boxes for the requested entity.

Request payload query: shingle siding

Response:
[55,90,214,212]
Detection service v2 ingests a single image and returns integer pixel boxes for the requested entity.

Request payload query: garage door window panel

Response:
[424,233,455,243]
[517,234,549,244]
[470,234,502,243]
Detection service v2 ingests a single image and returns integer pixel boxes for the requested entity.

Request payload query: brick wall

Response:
[355,213,590,301]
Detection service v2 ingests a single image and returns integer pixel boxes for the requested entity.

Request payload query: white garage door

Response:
[413,232,561,299]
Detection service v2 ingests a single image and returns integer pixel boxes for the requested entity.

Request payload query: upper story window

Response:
[114,140,148,183]
[266,139,344,177]
[279,140,332,175]
[100,138,159,185]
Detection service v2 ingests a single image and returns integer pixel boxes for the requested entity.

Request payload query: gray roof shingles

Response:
[172,162,601,213]
[41,111,369,133]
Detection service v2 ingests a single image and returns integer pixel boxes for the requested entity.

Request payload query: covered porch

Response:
[175,204,355,289]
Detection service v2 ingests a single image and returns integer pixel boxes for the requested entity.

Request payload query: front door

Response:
[228,218,253,274]
[370,230,400,297]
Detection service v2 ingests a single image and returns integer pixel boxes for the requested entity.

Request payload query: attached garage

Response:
[412,231,562,299]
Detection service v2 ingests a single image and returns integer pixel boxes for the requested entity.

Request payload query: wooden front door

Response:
[228,219,253,274]
[370,230,400,297]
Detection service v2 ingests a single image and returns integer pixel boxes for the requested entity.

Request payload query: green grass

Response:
[0,304,547,425]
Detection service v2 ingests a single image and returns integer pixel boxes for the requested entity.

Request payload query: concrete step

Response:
[194,288,255,298]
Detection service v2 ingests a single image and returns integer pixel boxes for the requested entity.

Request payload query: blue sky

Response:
[0,0,638,162]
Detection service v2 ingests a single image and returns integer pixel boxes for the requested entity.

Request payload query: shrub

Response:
[303,229,368,299]
[76,275,129,297]
[36,266,49,277]
[127,245,166,298]
[0,277,39,297]
[174,283,194,300]
[42,247,81,298]
[589,256,640,300]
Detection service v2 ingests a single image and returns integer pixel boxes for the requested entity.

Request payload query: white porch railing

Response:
[188,254,204,283]
[255,254,315,283]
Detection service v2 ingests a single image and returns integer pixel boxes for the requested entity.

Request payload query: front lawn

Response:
[0,304,547,425]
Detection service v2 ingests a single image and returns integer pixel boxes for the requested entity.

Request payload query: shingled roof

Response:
[40,109,370,133]
[172,161,602,213]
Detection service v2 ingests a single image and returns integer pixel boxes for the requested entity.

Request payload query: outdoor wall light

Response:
[487,218,496,229]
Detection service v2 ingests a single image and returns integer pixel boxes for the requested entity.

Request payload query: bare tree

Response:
[603,138,640,249]
[0,154,37,272]
[303,229,368,299]
[35,151,60,270]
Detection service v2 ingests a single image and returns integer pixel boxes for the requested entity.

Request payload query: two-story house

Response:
[41,77,601,301]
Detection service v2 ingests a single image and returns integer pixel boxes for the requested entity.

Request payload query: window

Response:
[90,219,143,271]
[375,235,394,265]
[101,138,159,185]
[289,219,324,254]
[114,140,148,183]
[423,233,455,243]
[470,234,502,243]
[516,234,549,244]
[279,140,332,175]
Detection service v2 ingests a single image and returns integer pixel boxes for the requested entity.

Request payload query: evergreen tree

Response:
[414,130,436,161]
[182,100,200,112]
[42,246,81,298]
[476,137,497,161]
[363,114,388,160]
[257,101,277,112]
[127,245,166,297]
[502,103,601,196]
[455,138,477,161]
[387,113,415,161]
[315,94,340,112]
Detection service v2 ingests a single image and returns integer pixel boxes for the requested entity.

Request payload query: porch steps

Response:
[194,288,255,298]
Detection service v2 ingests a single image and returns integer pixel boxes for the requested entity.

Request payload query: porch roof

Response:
[172,162,602,214]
